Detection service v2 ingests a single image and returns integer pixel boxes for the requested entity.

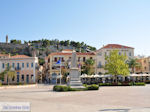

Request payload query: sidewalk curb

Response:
[0,84,37,89]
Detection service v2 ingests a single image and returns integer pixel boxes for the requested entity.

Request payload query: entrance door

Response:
[26,75,29,83]
[17,72,19,83]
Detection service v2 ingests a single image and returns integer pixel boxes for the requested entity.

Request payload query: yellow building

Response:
[46,49,96,84]
[0,54,38,84]
[135,57,150,74]
[96,44,134,74]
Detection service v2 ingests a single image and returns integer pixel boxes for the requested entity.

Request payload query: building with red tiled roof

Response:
[0,54,38,84]
[0,54,10,59]
[46,51,96,84]
[96,44,134,74]
[101,44,134,49]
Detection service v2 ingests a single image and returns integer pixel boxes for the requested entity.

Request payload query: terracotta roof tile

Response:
[101,44,134,49]
[0,54,9,56]
[11,55,30,58]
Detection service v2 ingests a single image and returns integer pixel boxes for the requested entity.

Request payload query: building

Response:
[135,57,150,74]
[96,44,134,74]
[0,54,38,84]
[0,54,10,59]
[46,49,96,84]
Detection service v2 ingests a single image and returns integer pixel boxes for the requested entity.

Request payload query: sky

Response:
[0,0,150,56]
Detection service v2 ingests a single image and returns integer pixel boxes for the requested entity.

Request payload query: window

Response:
[54,57,57,62]
[129,52,132,56]
[17,63,20,68]
[61,57,64,62]
[98,52,102,56]
[22,63,24,68]
[83,57,86,62]
[12,63,15,68]
[31,63,33,68]
[119,52,121,55]
[2,63,5,69]
[78,57,80,62]
[27,63,29,68]
[21,75,24,81]
[48,58,50,63]
[98,61,102,68]
[105,52,107,56]
[31,75,33,80]
[90,57,93,60]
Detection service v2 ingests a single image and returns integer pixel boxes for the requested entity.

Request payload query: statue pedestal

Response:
[69,68,84,88]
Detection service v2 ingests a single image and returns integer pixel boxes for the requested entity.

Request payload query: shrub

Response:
[133,82,145,86]
[99,83,111,86]
[0,81,2,86]
[53,85,69,92]
[87,84,99,90]
[53,85,99,92]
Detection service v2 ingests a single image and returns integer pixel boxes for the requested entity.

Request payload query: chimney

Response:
[6,35,8,43]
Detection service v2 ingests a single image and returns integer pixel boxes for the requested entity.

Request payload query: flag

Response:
[56,60,61,64]
[78,63,81,68]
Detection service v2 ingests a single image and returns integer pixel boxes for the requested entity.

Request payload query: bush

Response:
[87,84,99,90]
[53,85,99,92]
[0,81,2,86]
[53,85,70,92]
[99,83,111,86]
[133,82,145,86]
[99,82,134,86]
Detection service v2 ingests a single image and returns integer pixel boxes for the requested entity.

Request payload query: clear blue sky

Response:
[0,0,150,56]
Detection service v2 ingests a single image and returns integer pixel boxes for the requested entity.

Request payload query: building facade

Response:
[0,55,38,84]
[46,49,96,83]
[135,57,150,74]
[96,44,134,74]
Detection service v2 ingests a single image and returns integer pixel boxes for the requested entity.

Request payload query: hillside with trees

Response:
[0,39,96,65]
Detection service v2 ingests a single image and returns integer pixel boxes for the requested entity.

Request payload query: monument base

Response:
[69,80,85,89]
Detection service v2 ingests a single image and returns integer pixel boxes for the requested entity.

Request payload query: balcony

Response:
[15,67,21,71]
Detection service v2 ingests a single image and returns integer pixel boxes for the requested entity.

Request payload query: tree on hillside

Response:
[127,58,141,73]
[10,39,22,44]
[82,59,95,75]
[42,39,50,47]
[104,50,129,82]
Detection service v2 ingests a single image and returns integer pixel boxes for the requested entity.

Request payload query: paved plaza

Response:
[0,84,150,112]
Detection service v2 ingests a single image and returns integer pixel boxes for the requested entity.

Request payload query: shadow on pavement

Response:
[99,109,130,112]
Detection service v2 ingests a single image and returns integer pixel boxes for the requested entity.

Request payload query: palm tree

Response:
[1,65,16,85]
[127,58,141,73]
[82,59,95,75]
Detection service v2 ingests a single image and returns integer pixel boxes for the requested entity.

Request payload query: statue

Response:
[69,50,84,88]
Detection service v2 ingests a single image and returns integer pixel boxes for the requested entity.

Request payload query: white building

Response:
[0,55,38,84]
[96,44,134,74]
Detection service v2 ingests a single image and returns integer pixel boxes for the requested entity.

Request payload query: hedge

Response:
[99,82,145,86]
[53,84,99,92]
[133,82,145,86]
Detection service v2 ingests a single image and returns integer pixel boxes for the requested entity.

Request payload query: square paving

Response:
[0,84,150,112]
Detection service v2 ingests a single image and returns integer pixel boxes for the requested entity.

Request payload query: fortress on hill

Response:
[0,35,32,56]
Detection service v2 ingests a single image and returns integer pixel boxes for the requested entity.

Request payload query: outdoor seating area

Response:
[80,74,150,84]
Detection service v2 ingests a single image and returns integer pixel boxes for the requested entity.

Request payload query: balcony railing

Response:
[15,67,21,71]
